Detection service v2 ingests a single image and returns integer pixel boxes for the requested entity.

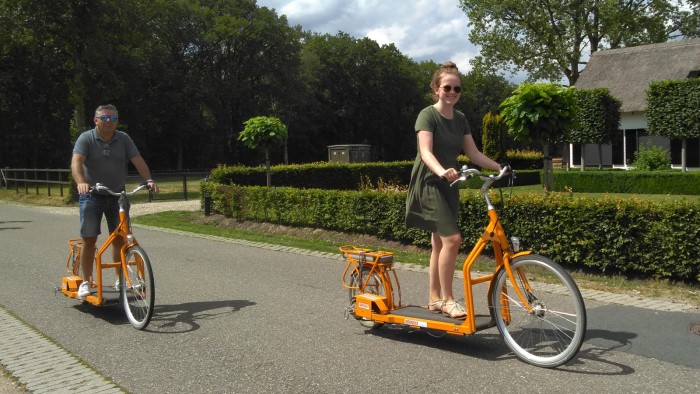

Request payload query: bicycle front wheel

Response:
[121,245,155,330]
[490,254,586,368]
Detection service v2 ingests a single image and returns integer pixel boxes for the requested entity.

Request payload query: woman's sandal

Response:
[428,300,443,312]
[441,300,467,319]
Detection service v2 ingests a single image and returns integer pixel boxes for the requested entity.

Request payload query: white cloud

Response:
[257,0,479,73]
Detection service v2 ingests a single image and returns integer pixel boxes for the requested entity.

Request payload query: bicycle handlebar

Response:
[449,165,511,187]
[91,182,151,196]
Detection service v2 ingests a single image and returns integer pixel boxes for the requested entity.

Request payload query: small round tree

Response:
[238,116,288,187]
[500,83,578,191]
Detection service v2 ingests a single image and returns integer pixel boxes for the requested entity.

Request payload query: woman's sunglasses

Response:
[440,85,461,93]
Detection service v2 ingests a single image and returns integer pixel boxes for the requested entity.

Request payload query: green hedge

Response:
[201,182,700,281]
[209,161,414,190]
[209,158,543,190]
[550,170,700,195]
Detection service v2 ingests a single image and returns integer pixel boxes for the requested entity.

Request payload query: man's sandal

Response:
[441,300,467,319]
[428,300,443,312]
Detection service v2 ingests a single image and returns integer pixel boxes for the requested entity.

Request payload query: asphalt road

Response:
[0,203,698,393]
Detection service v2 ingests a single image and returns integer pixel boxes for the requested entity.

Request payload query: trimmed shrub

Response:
[201,181,700,281]
[550,170,700,195]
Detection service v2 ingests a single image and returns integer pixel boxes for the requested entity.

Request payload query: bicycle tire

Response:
[348,268,386,329]
[120,245,155,330]
[490,254,586,368]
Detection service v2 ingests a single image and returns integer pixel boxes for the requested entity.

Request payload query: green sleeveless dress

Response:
[405,106,471,236]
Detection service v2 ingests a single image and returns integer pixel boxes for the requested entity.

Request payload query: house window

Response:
[611,129,644,165]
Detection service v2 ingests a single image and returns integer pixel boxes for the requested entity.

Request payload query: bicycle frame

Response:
[89,194,139,305]
[459,194,534,332]
[61,184,146,306]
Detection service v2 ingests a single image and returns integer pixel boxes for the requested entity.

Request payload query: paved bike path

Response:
[0,203,698,392]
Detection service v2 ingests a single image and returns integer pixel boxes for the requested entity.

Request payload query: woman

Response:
[405,61,502,318]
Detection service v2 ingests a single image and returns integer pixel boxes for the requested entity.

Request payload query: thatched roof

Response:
[574,38,700,113]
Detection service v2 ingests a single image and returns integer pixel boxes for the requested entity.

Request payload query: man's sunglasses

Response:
[441,85,462,93]
[97,115,118,122]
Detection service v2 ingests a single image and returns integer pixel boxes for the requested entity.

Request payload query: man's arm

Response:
[130,155,159,192]
[71,153,90,194]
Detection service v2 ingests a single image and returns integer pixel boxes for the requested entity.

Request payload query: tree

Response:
[296,33,422,162]
[481,112,508,163]
[678,0,700,37]
[458,71,517,148]
[567,88,621,170]
[500,83,578,191]
[238,116,288,186]
[646,78,700,171]
[460,0,683,85]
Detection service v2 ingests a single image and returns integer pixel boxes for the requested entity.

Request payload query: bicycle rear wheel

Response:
[490,254,586,368]
[348,268,385,329]
[121,245,155,330]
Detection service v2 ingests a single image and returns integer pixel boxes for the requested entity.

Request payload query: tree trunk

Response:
[598,144,603,170]
[543,143,554,192]
[580,144,585,171]
[71,56,87,132]
[265,148,271,187]
[682,137,687,172]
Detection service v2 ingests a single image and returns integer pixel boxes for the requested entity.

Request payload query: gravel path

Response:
[32,199,201,216]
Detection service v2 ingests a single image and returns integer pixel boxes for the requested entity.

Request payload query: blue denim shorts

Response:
[79,193,120,238]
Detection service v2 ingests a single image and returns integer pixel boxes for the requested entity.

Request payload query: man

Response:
[71,104,158,299]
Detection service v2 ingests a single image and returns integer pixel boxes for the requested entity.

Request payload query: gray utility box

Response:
[327,144,371,163]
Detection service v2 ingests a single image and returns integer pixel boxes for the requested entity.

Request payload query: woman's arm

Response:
[462,134,501,171]
[417,130,460,182]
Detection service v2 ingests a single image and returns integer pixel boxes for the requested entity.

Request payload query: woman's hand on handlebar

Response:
[439,168,460,183]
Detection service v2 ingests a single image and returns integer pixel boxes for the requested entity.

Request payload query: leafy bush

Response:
[482,112,508,163]
[633,142,671,171]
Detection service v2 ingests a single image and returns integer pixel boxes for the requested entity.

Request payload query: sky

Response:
[255,0,480,74]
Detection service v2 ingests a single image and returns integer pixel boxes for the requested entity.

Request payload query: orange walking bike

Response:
[59,183,155,330]
[341,166,586,368]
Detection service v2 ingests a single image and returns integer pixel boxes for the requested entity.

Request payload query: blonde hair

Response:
[429,61,461,100]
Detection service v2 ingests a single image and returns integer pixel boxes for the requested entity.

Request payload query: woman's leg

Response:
[437,232,462,303]
[428,233,443,304]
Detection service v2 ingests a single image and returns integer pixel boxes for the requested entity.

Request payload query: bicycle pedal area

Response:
[58,278,122,307]
[379,305,496,332]
[59,239,122,307]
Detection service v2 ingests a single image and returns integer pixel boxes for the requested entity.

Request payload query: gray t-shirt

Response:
[73,128,140,192]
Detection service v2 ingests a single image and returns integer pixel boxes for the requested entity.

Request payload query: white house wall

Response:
[620,112,647,130]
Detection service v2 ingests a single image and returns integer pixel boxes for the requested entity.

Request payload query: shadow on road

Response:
[73,299,255,333]
[358,324,637,375]
[147,299,256,333]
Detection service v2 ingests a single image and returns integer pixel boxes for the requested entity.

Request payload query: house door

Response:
[612,129,641,166]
